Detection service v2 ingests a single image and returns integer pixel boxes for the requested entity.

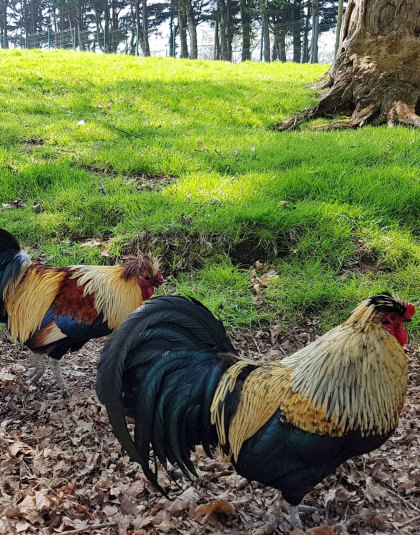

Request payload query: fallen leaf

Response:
[195,498,235,519]
[8,441,34,457]
[306,527,338,535]
[0,370,16,382]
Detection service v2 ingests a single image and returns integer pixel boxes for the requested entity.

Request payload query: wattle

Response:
[139,280,155,301]
[395,325,408,347]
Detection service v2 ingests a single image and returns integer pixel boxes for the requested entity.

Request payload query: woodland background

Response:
[0,0,340,62]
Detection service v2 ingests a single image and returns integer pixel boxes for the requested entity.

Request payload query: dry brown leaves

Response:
[251,261,280,306]
[0,326,419,535]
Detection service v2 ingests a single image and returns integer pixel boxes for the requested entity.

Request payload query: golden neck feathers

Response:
[71,265,143,329]
[211,301,408,461]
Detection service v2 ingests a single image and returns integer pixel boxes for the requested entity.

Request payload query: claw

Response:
[288,506,304,530]
[298,505,319,514]
[26,353,68,393]
[27,353,45,384]
[50,358,68,393]
[288,504,320,530]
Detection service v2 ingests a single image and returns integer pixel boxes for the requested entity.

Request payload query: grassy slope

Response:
[0,49,419,332]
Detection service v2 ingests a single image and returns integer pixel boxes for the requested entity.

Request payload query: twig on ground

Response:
[252,336,262,354]
[398,514,420,529]
[110,125,142,138]
[383,486,420,514]
[54,523,117,534]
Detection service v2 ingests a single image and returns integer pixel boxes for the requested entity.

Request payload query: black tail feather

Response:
[0,228,29,317]
[0,228,21,253]
[96,296,238,493]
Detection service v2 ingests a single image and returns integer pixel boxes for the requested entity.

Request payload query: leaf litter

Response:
[0,324,419,535]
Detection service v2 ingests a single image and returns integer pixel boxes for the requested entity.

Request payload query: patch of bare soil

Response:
[0,325,419,535]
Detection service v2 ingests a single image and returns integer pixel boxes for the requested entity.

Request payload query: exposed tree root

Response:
[275,0,420,132]
[388,100,420,128]
[274,82,420,131]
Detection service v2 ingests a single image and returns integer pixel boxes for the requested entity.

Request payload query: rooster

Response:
[0,228,163,390]
[96,294,415,529]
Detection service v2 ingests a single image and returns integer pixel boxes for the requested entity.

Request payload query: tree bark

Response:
[260,0,270,61]
[291,0,302,62]
[239,0,251,61]
[271,20,286,62]
[178,0,188,58]
[302,5,310,63]
[278,0,420,129]
[184,0,197,59]
[141,0,150,56]
[218,0,233,61]
[0,0,9,48]
[334,0,344,54]
[310,0,319,63]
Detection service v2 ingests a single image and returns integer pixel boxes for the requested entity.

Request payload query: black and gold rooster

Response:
[96,294,415,528]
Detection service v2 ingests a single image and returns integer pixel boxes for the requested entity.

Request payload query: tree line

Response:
[0,0,342,62]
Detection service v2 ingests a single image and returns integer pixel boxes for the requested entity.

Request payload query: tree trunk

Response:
[178,0,188,58]
[260,0,270,61]
[310,0,319,63]
[278,0,420,129]
[169,9,177,57]
[302,4,310,63]
[103,2,110,52]
[334,0,344,55]
[291,0,302,62]
[76,6,85,52]
[141,0,150,56]
[0,0,9,48]
[271,20,286,62]
[219,0,233,61]
[219,0,228,60]
[184,0,197,59]
[239,0,251,61]
[133,0,140,55]
[278,28,286,61]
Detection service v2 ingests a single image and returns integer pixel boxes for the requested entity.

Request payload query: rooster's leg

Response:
[50,358,68,391]
[288,504,319,530]
[288,506,304,531]
[27,352,45,384]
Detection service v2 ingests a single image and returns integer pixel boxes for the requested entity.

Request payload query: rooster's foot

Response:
[27,352,45,384]
[50,358,68,393]
[288,506,304,531]
[288,504,319,531]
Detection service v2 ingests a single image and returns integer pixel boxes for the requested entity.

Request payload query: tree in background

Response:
[0,0,343,63]
[279,0,420,128]
[259,0,270,61]
[0,0,9,47]
[239,0,254,61]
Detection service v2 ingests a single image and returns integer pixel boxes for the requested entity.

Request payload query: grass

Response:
[0,49,419,334]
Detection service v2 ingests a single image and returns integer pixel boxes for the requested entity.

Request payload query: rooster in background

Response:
[0,228,163,390]
[97,293,415,529]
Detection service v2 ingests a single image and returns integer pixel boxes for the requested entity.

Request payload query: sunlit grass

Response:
[0,49,419,335]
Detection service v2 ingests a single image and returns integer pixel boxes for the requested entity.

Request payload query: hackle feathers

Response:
[4,266,66,341]
[211,297,408,461]
[71,265,143,329]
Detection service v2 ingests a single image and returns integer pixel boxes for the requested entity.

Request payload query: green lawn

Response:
[0,49,419,333]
